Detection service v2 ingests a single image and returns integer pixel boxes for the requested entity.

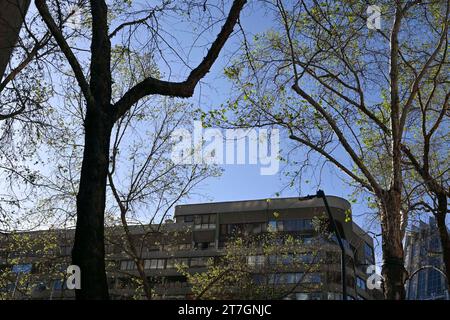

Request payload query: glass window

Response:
[144,259,165,270]
[120,260,136,271]
[276,221,284,231]
[298,252,314,263]
[295,292,309,300]
[284,220,296,231]
[302,236,313,244]
[285,273,303,284]
[166,259,175,269]
[303,219,313,230]
[364,242,374,264]
[427,269,443,297]
[53,279,64,290]
[194,214,216,230]
[174,258,189,267]
[417,271,426,299]
[281,254,293,265]
[190,257,208,267]
[327,292,342,300]
[306,273,321,283]
[285,273,296,284]
[269,219,313,232]
[247,255,265,267]
[356,276,366,290]
[268,220,277,232]
[253,274,265,285]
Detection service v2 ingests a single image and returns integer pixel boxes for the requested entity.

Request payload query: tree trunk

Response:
[435,193,450,291]
[136,259,152,300]
[380,190,408,300]
[0,0,30,79]
[72,107,112,300]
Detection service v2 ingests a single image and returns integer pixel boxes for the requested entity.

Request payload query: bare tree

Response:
[205,0,448,299]
[31,0,247,299]
[107,95,219,299]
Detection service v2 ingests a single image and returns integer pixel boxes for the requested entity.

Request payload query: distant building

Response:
[1,196,380,300]
[404,217,449,300]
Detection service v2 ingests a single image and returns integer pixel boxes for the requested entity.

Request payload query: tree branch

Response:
[112,0,247,122]
[35,0,94,107]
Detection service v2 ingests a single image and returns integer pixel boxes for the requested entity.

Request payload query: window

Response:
[269,219,312,232]
[298,252,314,264]
[305,273,321,284]
[363,242,374,264]
[303,219,313,230]
[53,279,64,290]
[285,273,303,284]
[167,258,189,269]
[178,243,191,251]
[60,245,72,256]
[247,255,265,267]
[194,242,214,250]
[252,223,266,234]
[295,293,309,300]
[34,282,47,292]
[268,274,282,285]
[268,220,278,232]
[120,260,136,271]
[284,220,300,231]
[356,276,366,290]
[295,292,321,300]
[327,292,342,300]
[427,269,443,297]
[429,236,441,251]
[302,236,314,244]
[184,215,194,223]
[221,222,266,235]
[194,214,216,230]
[11,263,32,274]
[417,271,426,299]
[144,259,165,270]
[190,257,208,267]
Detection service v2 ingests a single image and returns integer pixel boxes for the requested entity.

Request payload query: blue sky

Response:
[8,1,448,268]
[173,5,372,216]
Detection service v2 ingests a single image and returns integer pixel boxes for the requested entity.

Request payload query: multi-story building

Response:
[404,217,449,300]
[0,196,379,300]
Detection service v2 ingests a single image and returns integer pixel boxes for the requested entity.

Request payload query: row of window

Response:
[184,215,314,234]
[182,214,217,230]
[253,272,321,285]
[284,292,365,300]
[247,253,316,266]
[120,257,212,271]
[268,219,313,232]
[220,222,267,235]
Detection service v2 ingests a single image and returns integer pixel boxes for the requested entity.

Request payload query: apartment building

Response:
[0,196,379,300]
[404,217,449,300]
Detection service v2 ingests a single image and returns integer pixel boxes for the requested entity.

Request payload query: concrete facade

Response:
[0,196,380,300]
